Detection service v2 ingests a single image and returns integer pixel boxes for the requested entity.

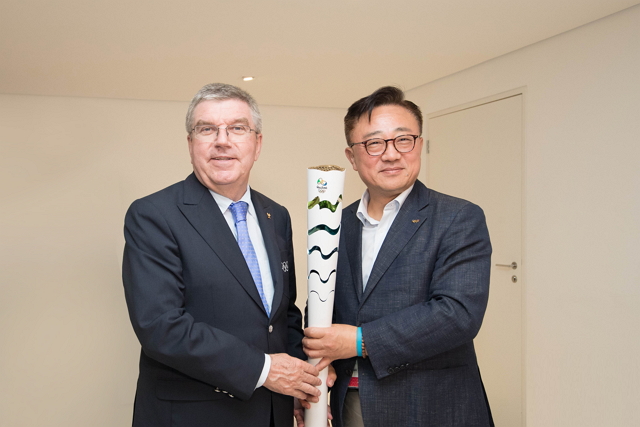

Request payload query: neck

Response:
[366,192,398,221]
[200,178,248,202]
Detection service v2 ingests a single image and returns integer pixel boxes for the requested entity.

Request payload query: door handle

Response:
[495,262,517,270]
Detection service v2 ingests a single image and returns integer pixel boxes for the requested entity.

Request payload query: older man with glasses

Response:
[303,86,494,427]
[123,83,321,427]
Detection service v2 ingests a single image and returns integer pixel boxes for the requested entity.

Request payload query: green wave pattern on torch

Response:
[307,194,343,212]
[307,224,341,236]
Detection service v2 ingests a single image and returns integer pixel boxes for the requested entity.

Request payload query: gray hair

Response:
[185,83,262,134]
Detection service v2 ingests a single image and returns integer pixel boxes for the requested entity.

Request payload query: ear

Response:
[254,133,263,161]
[345,146,358,171]
[416,136,424,155]
[187,134,195,164]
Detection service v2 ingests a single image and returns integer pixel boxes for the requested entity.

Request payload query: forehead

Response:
[351,104,419,139]
[192,99,253,125]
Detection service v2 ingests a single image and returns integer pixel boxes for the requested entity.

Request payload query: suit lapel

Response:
[360,183,431,307]
[252,190,282,319]
[342,203,365,302]
[177,174,266,315]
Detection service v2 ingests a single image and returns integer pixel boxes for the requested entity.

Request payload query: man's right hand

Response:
[263,354,322,401]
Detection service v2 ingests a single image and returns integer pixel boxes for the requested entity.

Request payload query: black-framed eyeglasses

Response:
[190,124,257,142]
[349,134,420,156]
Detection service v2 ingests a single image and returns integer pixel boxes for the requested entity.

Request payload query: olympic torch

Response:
[306,165,345,427]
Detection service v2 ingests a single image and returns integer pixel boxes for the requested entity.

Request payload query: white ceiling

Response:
[1,0,638,108]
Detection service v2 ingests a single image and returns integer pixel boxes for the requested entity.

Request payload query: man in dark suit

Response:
[303,86,494,426]
[123,83,321,427]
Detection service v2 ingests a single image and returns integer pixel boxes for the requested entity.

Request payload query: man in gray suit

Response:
[123,83,321,427]
[303,86,494,427]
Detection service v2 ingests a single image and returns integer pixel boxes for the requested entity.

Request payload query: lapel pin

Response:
[267,213,271,219]
[412,219,420,223]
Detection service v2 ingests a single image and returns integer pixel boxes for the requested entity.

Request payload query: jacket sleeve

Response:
[362,203,492,379]
[281,208,306,361]
[122,198,265,400]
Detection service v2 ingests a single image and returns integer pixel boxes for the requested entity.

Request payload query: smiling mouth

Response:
[212,156,235,161]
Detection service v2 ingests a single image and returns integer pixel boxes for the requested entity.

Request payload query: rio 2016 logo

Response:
[316,178,328,193]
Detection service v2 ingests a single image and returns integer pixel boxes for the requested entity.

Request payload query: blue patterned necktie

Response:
[228,201,270,316]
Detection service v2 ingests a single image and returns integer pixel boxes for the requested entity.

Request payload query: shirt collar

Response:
[209,185,256,217]
[356,184,414,226]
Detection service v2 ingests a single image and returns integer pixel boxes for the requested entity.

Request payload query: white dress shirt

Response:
[356,185,414,290]
[209,186,273,389]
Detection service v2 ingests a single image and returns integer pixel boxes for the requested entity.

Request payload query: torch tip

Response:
[309,165,345,172]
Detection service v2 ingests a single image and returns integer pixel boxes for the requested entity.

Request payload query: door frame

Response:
[424,86,528,426]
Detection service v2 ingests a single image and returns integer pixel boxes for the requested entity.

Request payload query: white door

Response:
[427,94,523,426]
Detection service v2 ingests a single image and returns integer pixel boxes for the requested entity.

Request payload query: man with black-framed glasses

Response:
[123,83,322,427]
[303,86,494,427]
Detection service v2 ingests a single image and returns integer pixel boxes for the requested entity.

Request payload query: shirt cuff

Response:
[255,354,271,389]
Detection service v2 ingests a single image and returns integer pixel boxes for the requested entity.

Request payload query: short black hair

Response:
[344,86,423,143]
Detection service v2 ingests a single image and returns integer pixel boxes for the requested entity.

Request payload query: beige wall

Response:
[408,5,640,426]
[2,5,639,426]
[0,94,362,426]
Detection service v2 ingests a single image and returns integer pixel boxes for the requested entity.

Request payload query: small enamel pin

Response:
[412,219,420,223]
[267,213,271,219]
[281,261,289,272]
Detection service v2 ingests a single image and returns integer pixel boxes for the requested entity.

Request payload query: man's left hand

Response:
[303,324,358,370]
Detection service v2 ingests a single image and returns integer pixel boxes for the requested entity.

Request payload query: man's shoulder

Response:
[250,188,288,215]
[417,184,486,232]
[132,179,185,206]
[126,176,194,218]
[426,187,475,210]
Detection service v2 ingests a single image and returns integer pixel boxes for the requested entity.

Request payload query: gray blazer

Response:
[122,173,304,427]
[331,180,494,427]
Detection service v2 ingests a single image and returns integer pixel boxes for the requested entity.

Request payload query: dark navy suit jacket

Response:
[331,180,494,427]
[122,173,304,427]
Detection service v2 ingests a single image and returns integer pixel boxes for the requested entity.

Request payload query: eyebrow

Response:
[194,117,251,127]
[361,126,413,140]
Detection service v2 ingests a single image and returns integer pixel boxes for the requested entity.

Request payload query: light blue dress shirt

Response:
[209,186,273,389]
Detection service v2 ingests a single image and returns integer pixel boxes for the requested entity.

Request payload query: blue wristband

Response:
[356,327,363,357]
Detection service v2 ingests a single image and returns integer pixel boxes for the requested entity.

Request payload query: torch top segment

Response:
[309,165,345,172]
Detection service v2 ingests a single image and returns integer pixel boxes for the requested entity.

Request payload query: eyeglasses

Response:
[349,134,419,156]
[190,124,257,142]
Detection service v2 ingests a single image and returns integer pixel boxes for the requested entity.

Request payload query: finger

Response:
[305,394,319,403]
[326,375,335,388]
[304,327,325,338]
[301,362,320,376]
[327,366,337,387]
[291,388,315,401]
[298,399,310,410]
[315,357,332,372]
[299,382,321,398]
[302,337,322,351]
[303,372,322,387]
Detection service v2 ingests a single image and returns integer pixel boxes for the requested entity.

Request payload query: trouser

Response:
[343,389,364,427]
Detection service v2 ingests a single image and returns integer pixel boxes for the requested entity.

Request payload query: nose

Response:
[380,140,402,161]
[214,126,232,146]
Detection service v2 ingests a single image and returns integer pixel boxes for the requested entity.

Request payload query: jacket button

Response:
[268,325,273,333]
[387,367,394,374]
